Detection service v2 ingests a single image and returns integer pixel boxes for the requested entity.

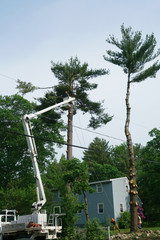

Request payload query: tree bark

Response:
[125,75,138,232]
[66,76,74,193]
[67,101,73,160]
[67,75,74,160]
[83,190,89,222]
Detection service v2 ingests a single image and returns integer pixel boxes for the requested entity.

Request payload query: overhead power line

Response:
[5,130,88,150]
[73,125,125,143]
[0,73,17,81]
[3,129,160,165]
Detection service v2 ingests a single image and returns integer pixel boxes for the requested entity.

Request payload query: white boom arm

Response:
[22,97,75,212]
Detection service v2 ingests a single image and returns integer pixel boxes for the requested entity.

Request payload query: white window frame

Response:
[58,190,62,198]
[97,203,104,214]
[126,185,129,192]
[96,184,103,193]
[53,206,61,214]
[120,203,124,213]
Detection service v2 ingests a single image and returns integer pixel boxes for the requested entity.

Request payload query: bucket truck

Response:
[0,96,75,240]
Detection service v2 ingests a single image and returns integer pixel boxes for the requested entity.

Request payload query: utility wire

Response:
[0,73,55,90]
[30,113,126,143]
[0,73,17,81]
[73,125,125,143]
[4,130,88,150]
[3,129,160,165]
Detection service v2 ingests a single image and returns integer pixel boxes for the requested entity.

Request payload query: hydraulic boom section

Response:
[22,96,75,212]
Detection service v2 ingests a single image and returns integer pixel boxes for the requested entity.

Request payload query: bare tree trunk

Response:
[67,101,73,160]
[82,190,89,222]
[125,75,138,232]
[67,75,74,160]
[66,77,74,193]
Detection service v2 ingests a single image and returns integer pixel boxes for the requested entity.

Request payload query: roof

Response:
[89,177,128,185]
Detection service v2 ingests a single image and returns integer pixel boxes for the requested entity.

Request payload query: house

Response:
[76,177,130,226]
[53,177,130,226]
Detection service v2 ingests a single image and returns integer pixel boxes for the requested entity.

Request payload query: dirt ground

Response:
[110,230,160,239]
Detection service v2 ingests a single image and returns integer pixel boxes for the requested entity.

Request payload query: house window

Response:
[96,184,103,193]
[120,203,123,212]
[126,185,129,192]
[58,190,62,198]
[54,206,61,214]
[98,203,104,214]
[78,209,82,214]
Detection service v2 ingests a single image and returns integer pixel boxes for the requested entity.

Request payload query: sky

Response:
[1,0,160,160]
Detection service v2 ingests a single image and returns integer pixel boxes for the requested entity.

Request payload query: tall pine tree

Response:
[51,56,112,160]
[104,24,160,231]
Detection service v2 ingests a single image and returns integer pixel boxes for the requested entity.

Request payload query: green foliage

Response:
[87,162,121,182]
[0,184,36,214]
[83,137,122,181]
[137,128,160,222]
[117,211,131,229]
[110,143,130,177]
[0,94,35,188]
[51,56,112,129]
[36,91,66,140]
[45,157,92,235]
[85,218,106,240]
[16,79,38,95]
[83,137,112,165]
[104,24,160,80]
[104,24,160,232]
[111,143,143,178]
[0,94,66,213]
[61,192,80,235]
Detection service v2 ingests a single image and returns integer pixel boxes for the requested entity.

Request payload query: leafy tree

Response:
[64,159,93,222]
[45,156,93,232]
[63,157,92,222]
[51,56,112,160]
[16,57,112,160]
[0,94,35,188]
[110,143,130,177]
[0,94,65,212]
[87,163,121,182]
[137,128,160,223]
[83,137,112,165]
[104,24,160,231]
[111,143,143,177]
[83,137,121,181]
[0,185,36,215]
[34,91,66,149]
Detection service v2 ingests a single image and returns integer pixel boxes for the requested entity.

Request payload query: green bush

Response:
[117,211,131,229]
[85,218,106,240]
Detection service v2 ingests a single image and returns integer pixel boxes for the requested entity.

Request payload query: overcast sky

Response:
[1,0,160,160]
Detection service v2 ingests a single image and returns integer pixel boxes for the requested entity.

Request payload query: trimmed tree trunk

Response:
[82,190,89,222]
[66,77,74,193]
[125,75,138,232]
[67,101,73,160]
[67,75,74,160]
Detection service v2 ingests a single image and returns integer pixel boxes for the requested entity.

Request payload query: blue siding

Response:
[76,181,114,226]
[76,177,130,226]
[52,177,130,226]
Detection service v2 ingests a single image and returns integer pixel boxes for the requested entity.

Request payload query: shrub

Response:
[85,218,106,240]
[117,211,131,229]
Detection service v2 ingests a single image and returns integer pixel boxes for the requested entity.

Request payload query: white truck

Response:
[0,96,75,240]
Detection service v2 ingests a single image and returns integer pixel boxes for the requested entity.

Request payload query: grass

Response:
[110,226,160,233]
